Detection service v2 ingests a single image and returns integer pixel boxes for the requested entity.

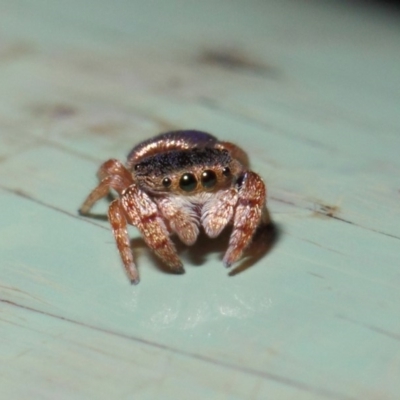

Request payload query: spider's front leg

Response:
[108,198,139,284]
[79,159,133,215]
[121,185,184,275]
[223,171,266,268]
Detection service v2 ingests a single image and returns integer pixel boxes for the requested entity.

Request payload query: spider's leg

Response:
[157,197,200,245]
[201,188,237,238]
[223,171,266,267]
[122,185,184,273]
[96,159,131,181]
[79,159,133,215]
[108,199,139,284]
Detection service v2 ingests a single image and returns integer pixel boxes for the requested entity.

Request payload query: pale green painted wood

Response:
[1,1,400,399]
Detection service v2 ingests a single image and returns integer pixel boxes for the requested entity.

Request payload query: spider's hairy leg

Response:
[79,159,133,215]
[108,199,139,284]
[201,188,237,238]
[223,171,266,267]
[122,186,184,273]
[157,197,199,246]
[97,158,132,181]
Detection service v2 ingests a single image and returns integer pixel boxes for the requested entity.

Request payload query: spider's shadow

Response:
[130,221,280,277]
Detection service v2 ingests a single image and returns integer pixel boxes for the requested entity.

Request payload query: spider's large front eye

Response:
[179,173,197,192]
[162,177,172,188]
[201,170,217,189]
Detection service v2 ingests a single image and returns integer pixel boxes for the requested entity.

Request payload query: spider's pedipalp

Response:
[157,196,200,246]
[201,187,237,238]
[223,171,266,268]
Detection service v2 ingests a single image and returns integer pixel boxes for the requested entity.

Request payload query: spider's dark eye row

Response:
[179,173,197,192]
[172,167,231,192]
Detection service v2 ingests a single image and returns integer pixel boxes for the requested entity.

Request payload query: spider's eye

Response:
[236,174,245,188]
[162,177,172,188]
[134,164,142,171]
[222,167,230,176]
[179,173,197,192]
[201,170,217,188]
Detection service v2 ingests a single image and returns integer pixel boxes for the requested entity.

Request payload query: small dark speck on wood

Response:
[29,103,77,119]
[313,204,340,219]
[198,48,280,78]
[0,42,36,63]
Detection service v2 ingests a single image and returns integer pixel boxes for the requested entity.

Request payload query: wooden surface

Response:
[1,1,400,399]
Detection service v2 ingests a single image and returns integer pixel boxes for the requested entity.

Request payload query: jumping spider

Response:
[79,130,270,284]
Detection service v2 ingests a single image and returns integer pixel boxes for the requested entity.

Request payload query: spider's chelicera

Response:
[79,130,271,284]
